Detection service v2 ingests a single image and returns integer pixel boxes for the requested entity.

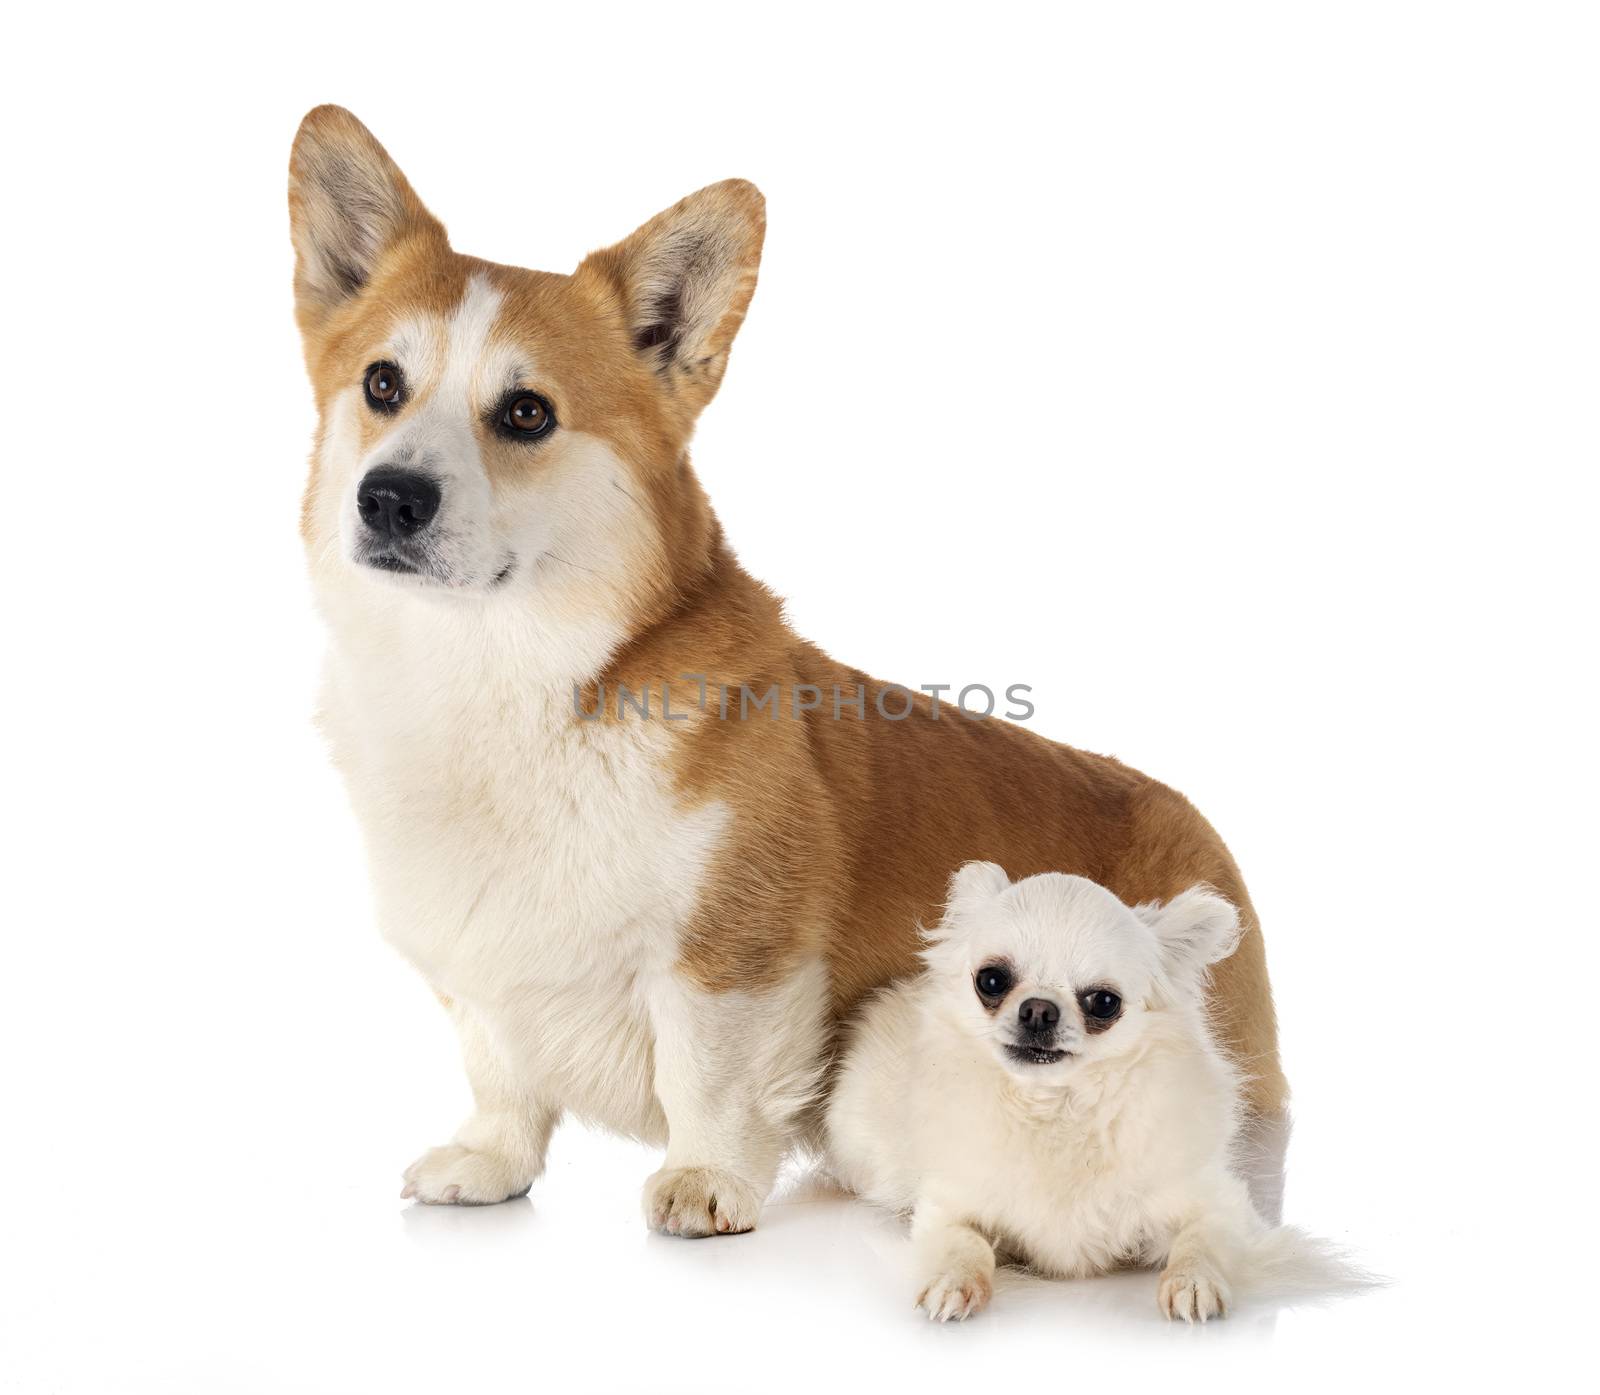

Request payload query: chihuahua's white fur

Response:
[826,864,1345,1322]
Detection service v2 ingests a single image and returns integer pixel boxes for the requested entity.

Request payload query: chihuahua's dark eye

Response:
[364,362,403,410]
[975,965,1013,1002]
[1081,989,1122,1023]
[502,393,555,437]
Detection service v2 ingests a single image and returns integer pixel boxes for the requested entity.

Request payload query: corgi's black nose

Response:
[357,468,441,537]
[1017,998,1060,1032]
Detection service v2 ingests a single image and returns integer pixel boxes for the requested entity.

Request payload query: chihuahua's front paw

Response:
[916,1263,993,1322]
[643,1165,761,1237]
[400,1143,534,1206]
[1158,1266,1229,1322]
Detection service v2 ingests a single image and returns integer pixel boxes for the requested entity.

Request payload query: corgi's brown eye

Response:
[975,965,1013,1002]
[503,393,554,436]
[364,363,403,409]
[1081,989,1122,1026]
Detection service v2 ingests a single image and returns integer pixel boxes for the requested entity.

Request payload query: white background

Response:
[3,3,1595,1391]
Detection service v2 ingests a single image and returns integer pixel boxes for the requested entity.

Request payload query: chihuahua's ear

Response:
[288,106,447,334]
[1136,885,1241,981]
[947,861,1012,911]
[922,861,1011,958]
[577,180,765,419]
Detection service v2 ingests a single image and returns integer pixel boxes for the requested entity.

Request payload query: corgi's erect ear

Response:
[577,180,766,417]
[288,106,446,333]
[1136,885,1242,981]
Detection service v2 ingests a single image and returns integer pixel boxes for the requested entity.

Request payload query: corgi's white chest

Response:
[317,616,727,1133]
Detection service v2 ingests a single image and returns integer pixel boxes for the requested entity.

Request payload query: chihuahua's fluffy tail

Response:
[1241,1225,1379,1301]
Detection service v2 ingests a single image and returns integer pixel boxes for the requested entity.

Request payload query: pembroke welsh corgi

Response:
[288,105,1286,1236]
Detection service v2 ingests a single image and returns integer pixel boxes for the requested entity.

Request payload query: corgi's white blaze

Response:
[334,274,514,588]
[384,271,516,404]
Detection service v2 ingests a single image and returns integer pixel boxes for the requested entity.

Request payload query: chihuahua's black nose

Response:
[357,468,441,537]
[1017,997,1060,1032]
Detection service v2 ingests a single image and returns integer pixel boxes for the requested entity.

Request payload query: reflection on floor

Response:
[399,1152,1296,1340]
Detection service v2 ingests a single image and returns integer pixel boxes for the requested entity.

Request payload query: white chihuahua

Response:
[825,863,1352,1322]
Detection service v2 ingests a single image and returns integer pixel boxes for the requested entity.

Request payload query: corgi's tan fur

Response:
[288,105,1285,1234]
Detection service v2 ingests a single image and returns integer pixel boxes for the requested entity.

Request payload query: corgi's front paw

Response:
[1158,1266,1229,1322]
[916,1264,993,1322]
[643,1165,761,1236]
[400,1143,534,1206]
